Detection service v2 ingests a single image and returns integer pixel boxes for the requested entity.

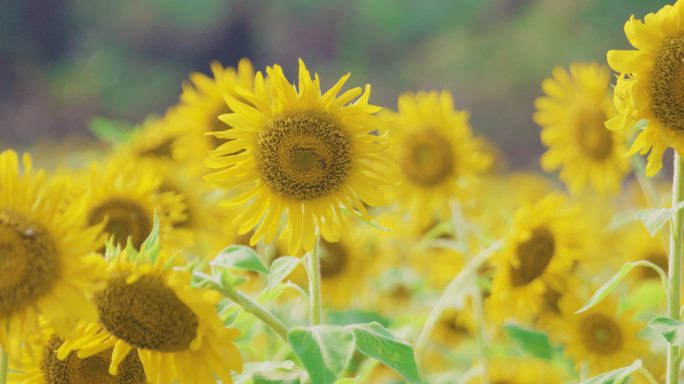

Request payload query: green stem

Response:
[220,287,289,341]
[0,346,7,384]
[667,152,684,384]
[471,288,489,384]
[308,235,323,325]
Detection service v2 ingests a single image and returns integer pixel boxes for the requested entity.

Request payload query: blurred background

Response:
[0,0,672,169]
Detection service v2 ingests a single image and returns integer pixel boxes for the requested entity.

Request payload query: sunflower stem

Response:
[308,235,323,325]
[0,347,7,384]
[220,287,289,341]
[667,152,684,384]
[471,288,489,384]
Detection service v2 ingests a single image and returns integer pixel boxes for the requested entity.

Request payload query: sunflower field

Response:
[7,0,684,383]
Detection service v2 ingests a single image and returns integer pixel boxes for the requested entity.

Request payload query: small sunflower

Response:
[487,193,588,323]
[79,159,187,250]
[57,238,243,384]
[118,115,185,163]
[607,1,684,175]
[385,91,491,227]
[0,150,102,357]
[534,63,629,193]
[205,59,393,255]
[174,58,255,175]
[550,295,648,376]
[10,329,146,384]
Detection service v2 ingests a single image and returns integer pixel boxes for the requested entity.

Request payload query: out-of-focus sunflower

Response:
[549,295,648,376]
[205,59,393,255]
[619,224,668,282]
[79,159,188,250]
[118,115,185,163]
[535,63,629,193]
[174,59,255,175]
[466,358,566,384]
[487,194,588,323]
[9,329,146,384]
[57,238,243,384]
[0,150,102,357]
[607,1,684,175]
[384,91,491,227]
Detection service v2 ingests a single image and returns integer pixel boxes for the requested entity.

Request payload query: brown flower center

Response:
[579,313,623,354]
[320,241,349,279]
[87,198,152,249]
[95,275,198,352]
[651,33,684,132]
[256,111,351,200]
[510,227,555,287]
[0,209,59,316]
[41,336,146,384]
[399,129,454,187]
[572,107,613,160]
[640,251,668,280]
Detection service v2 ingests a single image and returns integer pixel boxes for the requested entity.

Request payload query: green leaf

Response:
[89,116,133,144]
[288,326,356,384]
[268,256,302,288]
[504,324,552,359]
[334,379,358,384]
[328,310,390,328]
[212,245,269,274]
[636,201,684,237]
[648,316,684,345]
[582,359,642,384]
[576,261,666,314]
[349,322,422,384]
[138,213,161,263]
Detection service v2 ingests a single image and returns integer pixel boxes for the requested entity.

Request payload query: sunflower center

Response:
[399,129,454,187]
[95,275,199,352]
[572,107,613,160]
[440,311,469,337]
[139,138,174,159]
[510,227,555,286]
[640,251,668,280]
[0,209,59,316]
[41,336,146,384]
[256,111,351,201]
[87,198,152,249]
[320,241,349,278]
[579,313,623,354]
[652,33,684,132]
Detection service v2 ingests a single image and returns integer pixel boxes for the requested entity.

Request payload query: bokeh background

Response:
[0,0,672,168]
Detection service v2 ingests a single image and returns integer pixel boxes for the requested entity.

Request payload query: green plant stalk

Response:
[308,235,323,325]
[0,346,7,384]
[220,287,289,341]
[667,153,684,384]
[471,288,489,384]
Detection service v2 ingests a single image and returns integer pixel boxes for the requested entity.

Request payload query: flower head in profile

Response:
[205,59,393,255]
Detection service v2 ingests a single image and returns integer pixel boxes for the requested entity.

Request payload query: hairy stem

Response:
[667,153,684,384]
[308,235,323,325]
[220,287,289,341]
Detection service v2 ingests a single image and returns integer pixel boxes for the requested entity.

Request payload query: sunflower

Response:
[384,91,491,227]
[174,58,255,175]
[607,1,684,175]
[487,193,588,323]
[118,114,185,163]
[205,59,393,255]
[0,150,102,357]
[466,358,566,384]
[9,329,146,384]
[79,159,188,251]
[56,239,243,384]
[534,63,629,194]
[619,223,668,282]
[549,295,649,376]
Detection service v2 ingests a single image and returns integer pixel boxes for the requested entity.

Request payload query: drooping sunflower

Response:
[205,59,393,255]
[9,328,146,384]
[607,1,684,175]
[487,193,588,323]
[534,63,629,193]
[57,238,243,384]
[78,159,188,251]
[174,58,255,175]
[384,91,492,227]
[0,150,102,357]
[549,295,649,376]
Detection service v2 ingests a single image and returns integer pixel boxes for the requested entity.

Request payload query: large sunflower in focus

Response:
[0,150,102,357]
[385,91,491,226]
[487,194,588,323]
[535,63,629,193]
[205,59,393,255]
[607,1,684,175]
[57,240,243,384]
